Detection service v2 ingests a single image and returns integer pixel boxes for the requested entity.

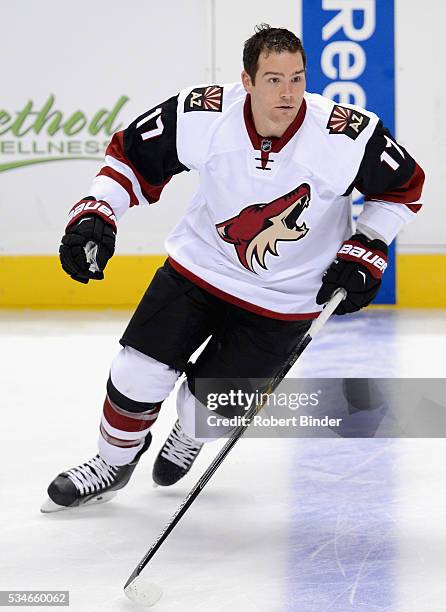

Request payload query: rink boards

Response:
[0,253,444,308]
[0,0,444,307]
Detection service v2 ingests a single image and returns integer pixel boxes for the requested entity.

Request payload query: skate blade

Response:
[40,491,117,513]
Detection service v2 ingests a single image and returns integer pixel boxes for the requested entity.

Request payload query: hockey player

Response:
[42,25,424,512]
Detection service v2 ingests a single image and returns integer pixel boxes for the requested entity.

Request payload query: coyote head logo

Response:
[216,183,311,272]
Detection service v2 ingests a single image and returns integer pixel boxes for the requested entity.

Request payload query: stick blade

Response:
[124,577,163,607]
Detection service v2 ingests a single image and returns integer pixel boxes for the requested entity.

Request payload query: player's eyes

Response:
[268,76,302,84]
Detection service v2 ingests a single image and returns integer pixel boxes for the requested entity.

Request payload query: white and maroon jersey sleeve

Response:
[88,94,189,220]
[349,121,425,243]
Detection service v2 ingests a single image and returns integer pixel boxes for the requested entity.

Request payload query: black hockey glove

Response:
[59,197,117,284]
[316,233,388,315]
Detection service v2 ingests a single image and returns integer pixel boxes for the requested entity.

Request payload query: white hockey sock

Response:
[176,380,235,443]
[98,436,144,467]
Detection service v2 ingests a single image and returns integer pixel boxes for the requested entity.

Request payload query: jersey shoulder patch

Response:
[184,85,223,113]
[327,105,370,140]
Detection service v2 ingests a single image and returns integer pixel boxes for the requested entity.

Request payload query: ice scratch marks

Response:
[288,438,395,611]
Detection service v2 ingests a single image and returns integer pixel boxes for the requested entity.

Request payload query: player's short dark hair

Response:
[243,24,306,84]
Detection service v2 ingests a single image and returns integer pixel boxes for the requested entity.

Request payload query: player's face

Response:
[242,51,306,137]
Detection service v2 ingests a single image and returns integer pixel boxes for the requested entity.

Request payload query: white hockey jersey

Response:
[86,83,424,319]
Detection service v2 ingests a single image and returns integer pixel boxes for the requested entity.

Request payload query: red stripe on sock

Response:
[103,396,161,432]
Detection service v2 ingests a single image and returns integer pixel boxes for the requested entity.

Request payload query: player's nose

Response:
[280,84,293,99]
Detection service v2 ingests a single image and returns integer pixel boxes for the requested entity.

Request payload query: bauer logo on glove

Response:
[316,233,388,315]
[67,198,117,228]
[337,241,388,276]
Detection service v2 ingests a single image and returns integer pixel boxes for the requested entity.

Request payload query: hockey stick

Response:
[124,287,346,599]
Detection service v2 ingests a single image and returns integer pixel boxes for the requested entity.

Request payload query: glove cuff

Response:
[337,233,388,279]
[66,197,117,232]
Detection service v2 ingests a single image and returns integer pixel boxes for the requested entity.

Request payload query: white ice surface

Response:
[1,309,446,611]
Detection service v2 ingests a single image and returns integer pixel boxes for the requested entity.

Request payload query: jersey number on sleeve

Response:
[136,108,164,141]
[380,135,405,171]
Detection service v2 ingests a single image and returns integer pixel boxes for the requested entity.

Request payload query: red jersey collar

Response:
[243,94,307,153]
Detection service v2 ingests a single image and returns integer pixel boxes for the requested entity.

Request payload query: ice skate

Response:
[41,433,152,513]
[152,420,203,486]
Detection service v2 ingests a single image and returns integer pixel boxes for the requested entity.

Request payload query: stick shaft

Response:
[124,288,346,588]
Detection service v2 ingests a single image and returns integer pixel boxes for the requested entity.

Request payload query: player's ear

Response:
[241,70,253,93]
